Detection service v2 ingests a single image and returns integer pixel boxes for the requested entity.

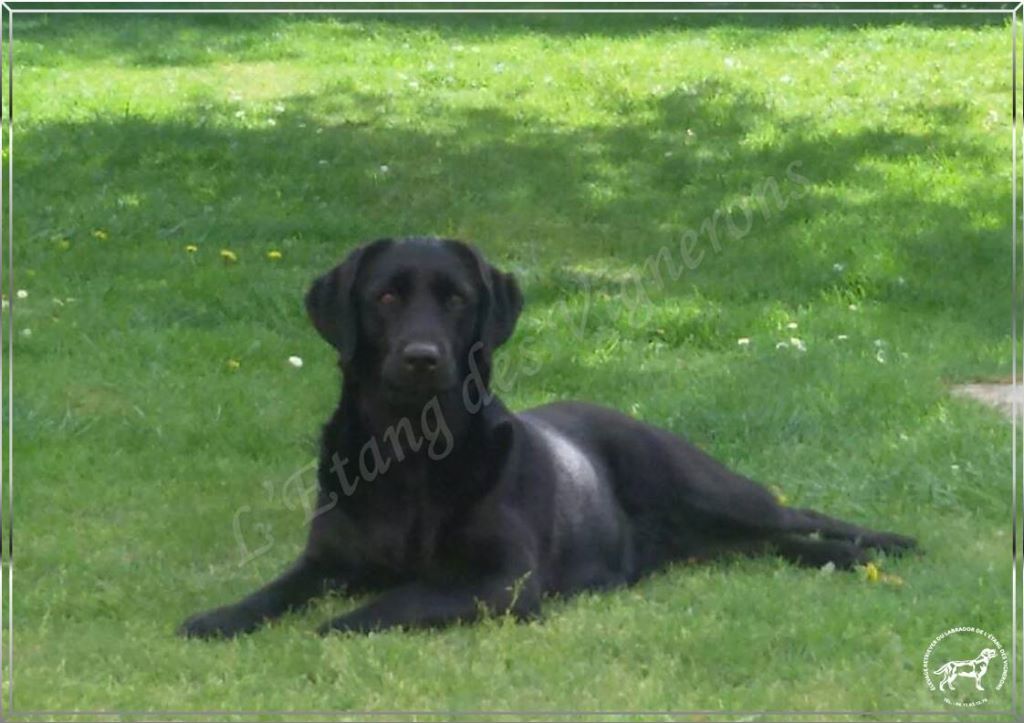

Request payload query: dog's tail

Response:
[933,662,955,676]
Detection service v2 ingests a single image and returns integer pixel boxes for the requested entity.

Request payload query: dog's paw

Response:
[863,532,917,554]
[178,605,258,639]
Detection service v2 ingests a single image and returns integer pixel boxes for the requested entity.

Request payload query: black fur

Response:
[180,237,915,639]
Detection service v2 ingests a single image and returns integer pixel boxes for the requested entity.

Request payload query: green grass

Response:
[7,11,1016,719]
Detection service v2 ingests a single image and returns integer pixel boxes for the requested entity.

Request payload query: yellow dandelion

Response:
[92,229,108,240]
[220,249,238,263]
[863,561,880,583]
[226,359,241,371]
[266,250,283,261]
[185,244,199,254]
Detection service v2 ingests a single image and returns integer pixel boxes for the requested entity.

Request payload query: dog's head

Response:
[306,237,522,404]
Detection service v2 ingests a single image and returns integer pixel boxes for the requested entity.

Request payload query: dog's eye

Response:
[378,291,398,305]
[446,293,466,309]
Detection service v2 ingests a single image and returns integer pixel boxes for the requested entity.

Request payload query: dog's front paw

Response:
[178,605,259,639]
[864,532,917,554]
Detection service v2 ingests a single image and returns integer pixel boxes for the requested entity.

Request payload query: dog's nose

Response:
[401,342,440,374]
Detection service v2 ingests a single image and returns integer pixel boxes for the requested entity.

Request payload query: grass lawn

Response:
[6,9,1016,719]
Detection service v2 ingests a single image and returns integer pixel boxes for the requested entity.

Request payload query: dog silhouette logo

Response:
[933,648,998,692]
[924,628,1006,707]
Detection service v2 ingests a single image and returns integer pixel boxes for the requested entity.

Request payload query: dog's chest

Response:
[351,484,449,576]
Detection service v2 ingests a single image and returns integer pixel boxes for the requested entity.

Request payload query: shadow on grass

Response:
[16,71,1006,335]
[17,10,1007,68]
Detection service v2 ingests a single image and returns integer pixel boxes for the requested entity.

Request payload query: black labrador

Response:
[180,237,915,638]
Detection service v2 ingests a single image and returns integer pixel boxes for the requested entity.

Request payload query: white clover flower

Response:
[836,334,849,341]
[832,263,845,272]
[288,356,303,368]
[16,289,27,299]
[875,349,887,364]
[379,164,390,174]
[786,321,798,330]
[737,337,750,346]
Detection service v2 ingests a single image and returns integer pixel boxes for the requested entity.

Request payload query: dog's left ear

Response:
[482,266,523,350]
[452,242,523,350]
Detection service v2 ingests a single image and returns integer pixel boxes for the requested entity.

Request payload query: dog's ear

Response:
[482,266,523,350]
[453,242,523,350]
[305,240,389,363]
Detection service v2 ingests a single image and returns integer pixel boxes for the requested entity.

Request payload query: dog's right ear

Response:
[305,240,389,363]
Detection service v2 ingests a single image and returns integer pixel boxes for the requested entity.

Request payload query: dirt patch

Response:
[951,383,1022,419]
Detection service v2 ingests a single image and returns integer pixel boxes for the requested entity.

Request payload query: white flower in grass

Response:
[789,337,807,352]
[288,356,303,369]
[16,289,27,299]
[1,299,7,310]
[848,304,858,311]
[875,349,887,364]
[20,328,31,338]
[786,321,798,330]
[832,263,845,272]
[836,334,849,341]
[951,464,960,472]
[737,337,750,347]
[379,164,390,174]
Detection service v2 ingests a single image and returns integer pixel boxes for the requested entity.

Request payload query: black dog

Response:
[180,237,915,638]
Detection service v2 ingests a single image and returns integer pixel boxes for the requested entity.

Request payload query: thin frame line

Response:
[5,1,1020,720]
[6,0,1019,4]
[7,709,1020,717]
[1013,7,1019,720]
[5,4,11,713]
[10,8,1015,12]
[0,3,7,719]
